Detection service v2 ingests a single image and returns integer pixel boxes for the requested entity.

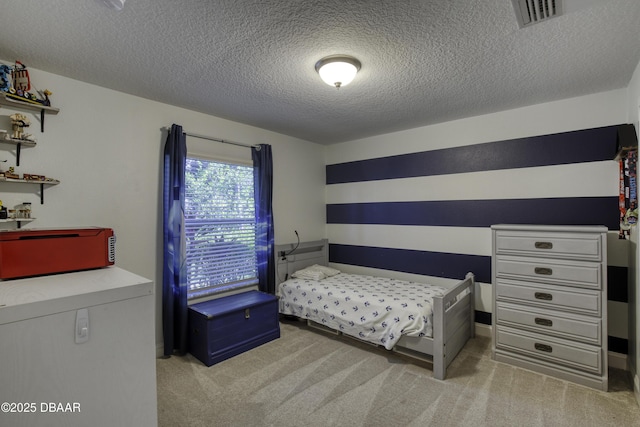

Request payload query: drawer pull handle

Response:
[534,317,553,327]
[534,267,553,275]
[534,292,553,301]
[535,241,553,249]
[534,343,553,353]
[245,308,250,319]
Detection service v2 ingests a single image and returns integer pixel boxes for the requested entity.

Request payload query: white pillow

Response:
[307,264,341,277]
[291,268,326,280]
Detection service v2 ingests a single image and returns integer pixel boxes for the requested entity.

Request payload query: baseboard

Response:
[475,323,491,338]
[632,365,640,407]
[608,351,628,370]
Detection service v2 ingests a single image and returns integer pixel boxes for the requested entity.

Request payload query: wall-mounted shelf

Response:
[614,124,638,161]
[0,217,35,229]
[615,147,637,161]
[0,177,60,204]
[0,92,59,132]
[0,136,36,166]
[0,91,60,230]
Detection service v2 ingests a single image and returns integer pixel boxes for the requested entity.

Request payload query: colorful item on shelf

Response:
[5,167,19,180]
[619,149,637,239]
[38,89,52,106]
[0,65,11,92]
[0,61,53,107]
[9,113,34,141]
[12,61,30,92]
[21,202,31,219]
[22,173,46,181]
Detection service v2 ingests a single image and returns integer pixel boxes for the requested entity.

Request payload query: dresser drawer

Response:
[495,279,601,316]
[495,302,601,345]
[495,255,601,290]
[495,326,602,374]
[494,230,602,261]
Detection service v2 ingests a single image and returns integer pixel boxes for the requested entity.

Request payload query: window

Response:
[185,157,257,297]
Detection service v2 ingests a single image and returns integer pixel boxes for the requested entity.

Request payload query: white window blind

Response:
[185,157,257,295]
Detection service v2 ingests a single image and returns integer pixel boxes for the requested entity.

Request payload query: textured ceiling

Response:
[1,0,639,144]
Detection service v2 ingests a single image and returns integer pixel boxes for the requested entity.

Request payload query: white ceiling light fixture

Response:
[315,55,361,89]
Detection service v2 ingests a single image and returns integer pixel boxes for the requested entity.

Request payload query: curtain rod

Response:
[164,127,259,149]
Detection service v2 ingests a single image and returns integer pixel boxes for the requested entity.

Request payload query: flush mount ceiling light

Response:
[315,55,361,89]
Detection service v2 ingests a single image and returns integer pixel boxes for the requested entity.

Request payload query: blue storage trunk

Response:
[188,291,280,366]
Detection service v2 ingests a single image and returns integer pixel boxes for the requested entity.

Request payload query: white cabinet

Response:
[0,267,157,426]
[491,224,608,391]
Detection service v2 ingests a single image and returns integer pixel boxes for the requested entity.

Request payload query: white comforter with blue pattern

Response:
[278,273,446,350]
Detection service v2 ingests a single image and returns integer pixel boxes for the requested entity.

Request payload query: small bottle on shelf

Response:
[23,202,31,218]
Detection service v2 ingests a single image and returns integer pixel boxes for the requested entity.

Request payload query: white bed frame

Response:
[275,239,475,380]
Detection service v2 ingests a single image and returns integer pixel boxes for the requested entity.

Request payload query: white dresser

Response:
[0,267,158,427]
[491,224,608,391]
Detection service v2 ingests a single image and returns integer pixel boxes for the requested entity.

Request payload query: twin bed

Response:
[275,239,475,380]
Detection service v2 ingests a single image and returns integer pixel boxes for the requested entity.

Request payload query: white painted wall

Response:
[0,64,326,349]
[326,89,628,164]
[326,89,630,350]
[625,56,640,403]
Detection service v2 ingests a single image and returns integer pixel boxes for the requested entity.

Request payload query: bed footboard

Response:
[431,272,475,380]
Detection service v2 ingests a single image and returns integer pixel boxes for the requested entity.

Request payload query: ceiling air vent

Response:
[512,0,563,28]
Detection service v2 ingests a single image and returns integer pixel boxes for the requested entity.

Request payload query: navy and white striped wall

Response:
[326,124,630,354]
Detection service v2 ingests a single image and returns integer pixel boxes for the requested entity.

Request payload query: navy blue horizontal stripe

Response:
[327,197,619,230]
[609,336,628,355]
[475,311,491,326]
[327,125,621,184]
[331,244,623,303]
[329,244,492,284]
[608,266,628,303]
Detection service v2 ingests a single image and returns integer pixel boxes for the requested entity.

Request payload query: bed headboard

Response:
[275,239,328,286]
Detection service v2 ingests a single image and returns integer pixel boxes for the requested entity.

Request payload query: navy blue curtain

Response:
[252,144,275,294]
[162,124,188,356]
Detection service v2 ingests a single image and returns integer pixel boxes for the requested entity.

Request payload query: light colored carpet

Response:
[156,319,640,427]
